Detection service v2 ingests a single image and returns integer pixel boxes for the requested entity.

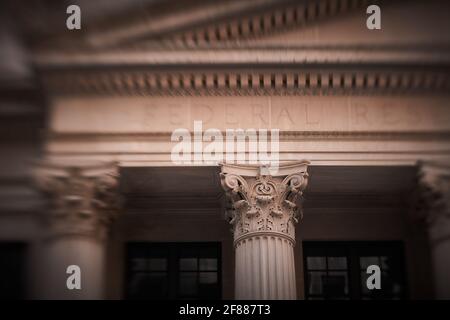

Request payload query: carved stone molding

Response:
[41,68,449,97]
[82,0,369,48]
[165,0,368,46]
[33,161,121,239]
[34,0,372,50]
[220,161,309,244]
[417,162,450,243]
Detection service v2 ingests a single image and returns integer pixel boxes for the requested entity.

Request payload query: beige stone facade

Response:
[0,0,449,299]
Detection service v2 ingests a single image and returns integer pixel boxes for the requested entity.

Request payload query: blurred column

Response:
[418,162,450,299]
[220,162,309,299]
[33,161,121,299]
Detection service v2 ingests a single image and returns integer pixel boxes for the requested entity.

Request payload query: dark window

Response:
[125,242,221,300]
[303,241,407,300]
[0,243,26,299]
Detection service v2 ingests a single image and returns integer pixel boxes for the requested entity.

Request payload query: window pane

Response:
[148,273,168,297]
[361,271,369,294]
[303,242,406,300]
[361,271,377,295]
[179,272,198,295]
[327,257,347,270]
[360,256,380,269]
[199,258,217,271]
[308,271,326,295]
[126,243,221,300]
[199,272,217,284]
[0,243,26,299]
[362,271,389,299]
[327,271,348,295]
[180,258,197,271]
[149,258,167,271]
[129,273,147,295]
[199,272,219,299]
[307,257,326,270]
[381,271,402,295]
[131,258,147,271]
[129,273,168,299]
[381,256,390,270]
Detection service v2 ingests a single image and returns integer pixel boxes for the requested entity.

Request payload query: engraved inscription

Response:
[51,96,450,133]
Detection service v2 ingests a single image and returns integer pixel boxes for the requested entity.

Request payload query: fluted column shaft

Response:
[33,161,120,299]
[235,233,296,299]
[220,162,309,300]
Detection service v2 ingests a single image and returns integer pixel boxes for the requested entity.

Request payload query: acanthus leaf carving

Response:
[416,162,450,243]
[220,162,309,243]
[33,161,122,239]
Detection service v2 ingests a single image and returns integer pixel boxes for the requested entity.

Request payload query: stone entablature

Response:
[41,94,450,167]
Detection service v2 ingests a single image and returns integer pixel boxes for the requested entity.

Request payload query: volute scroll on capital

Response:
[414,162,450,244]
[33,160,122,239]
[417,163,450,223]
[219,162,309,244]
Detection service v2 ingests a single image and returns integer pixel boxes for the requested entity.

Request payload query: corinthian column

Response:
[418,162,450,299]
[220,162,309,300]
[33,161,121,299]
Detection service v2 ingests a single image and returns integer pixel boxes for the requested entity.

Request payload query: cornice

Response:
[54,0,372,50]
[162,0,371,47]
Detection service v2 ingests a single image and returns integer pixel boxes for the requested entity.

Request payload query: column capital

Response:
[418,161,450,242]
[220,161,309,244]
[33,160,121,239]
